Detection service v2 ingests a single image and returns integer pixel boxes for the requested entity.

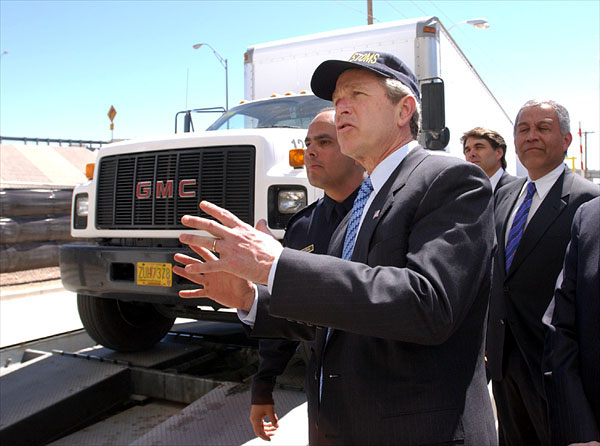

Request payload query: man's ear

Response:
[562,132,573,153]
[397,95,416,128]
[496,147,504,162]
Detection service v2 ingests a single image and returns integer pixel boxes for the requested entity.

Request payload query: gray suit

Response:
[487,166,599,444]
[251,147,497,445]
[495,170,518,194]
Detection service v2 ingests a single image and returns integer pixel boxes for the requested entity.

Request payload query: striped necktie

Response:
[321,176,373,399]
[342,176,373,260]
[505,182,536,272]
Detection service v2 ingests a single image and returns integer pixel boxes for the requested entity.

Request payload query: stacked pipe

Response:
[0,189,74,272]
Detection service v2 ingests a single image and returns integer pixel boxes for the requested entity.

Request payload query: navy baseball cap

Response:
[310,51,421,102]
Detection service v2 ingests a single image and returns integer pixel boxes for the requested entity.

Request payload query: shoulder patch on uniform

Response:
[301,244,314,253]
[285,199,320,229]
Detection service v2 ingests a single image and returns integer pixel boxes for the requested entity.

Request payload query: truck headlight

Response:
[73,193,89,229]
[278,190,306,213]
[268,186,307,229]
[76,195,89,216]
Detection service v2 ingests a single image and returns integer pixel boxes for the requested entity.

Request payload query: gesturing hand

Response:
[178,201,284,285]
[173,244,255,312]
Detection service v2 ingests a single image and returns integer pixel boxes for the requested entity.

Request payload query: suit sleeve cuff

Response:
[251,378,276,405]
[237,284,259,327]
[267,249,283,294]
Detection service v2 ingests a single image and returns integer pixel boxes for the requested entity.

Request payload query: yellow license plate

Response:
[136,262,172,287]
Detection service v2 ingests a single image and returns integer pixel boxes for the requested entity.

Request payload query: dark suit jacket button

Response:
[500,319,505,325]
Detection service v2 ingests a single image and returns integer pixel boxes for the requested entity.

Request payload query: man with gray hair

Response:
[175,51,497,444]
[486,100,599,445]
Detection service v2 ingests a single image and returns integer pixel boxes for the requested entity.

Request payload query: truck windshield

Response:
[207,95,331,131]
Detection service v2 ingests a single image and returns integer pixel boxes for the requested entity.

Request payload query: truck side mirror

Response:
[183,112,192,133]
[174,110,194,133]
[420,78,450,151]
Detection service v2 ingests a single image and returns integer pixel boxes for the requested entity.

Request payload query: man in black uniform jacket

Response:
[249,109,364,440]
[174,108,365,441]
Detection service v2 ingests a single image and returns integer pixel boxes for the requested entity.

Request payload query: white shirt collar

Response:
[369,140,419,194]
[489,167,504,192]
[527,163,565,201]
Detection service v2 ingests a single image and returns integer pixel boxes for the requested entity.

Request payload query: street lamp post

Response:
[448,18,490,31]
[193,43,229,111]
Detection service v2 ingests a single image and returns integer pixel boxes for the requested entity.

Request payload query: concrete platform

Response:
[131,384,307,446]
[0,288,81,348]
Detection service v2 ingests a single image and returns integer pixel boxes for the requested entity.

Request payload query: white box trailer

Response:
[245,16,523,175]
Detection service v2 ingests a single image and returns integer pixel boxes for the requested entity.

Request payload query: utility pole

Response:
[579,122,595,179]
[367,0,373,25]
[578,123,584,175]
[583,130,595,179]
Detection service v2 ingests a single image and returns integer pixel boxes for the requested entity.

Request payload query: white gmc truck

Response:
[60,16,518,351]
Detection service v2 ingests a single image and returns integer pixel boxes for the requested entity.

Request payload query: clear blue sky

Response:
[1,0,598,169]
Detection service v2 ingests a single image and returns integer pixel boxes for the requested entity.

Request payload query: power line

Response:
[382,0,410,19]
[409,0,429,16]
[427,0,455,26]
[331,0,381,23]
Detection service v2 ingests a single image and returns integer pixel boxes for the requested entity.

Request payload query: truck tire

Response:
[77,294,175,352]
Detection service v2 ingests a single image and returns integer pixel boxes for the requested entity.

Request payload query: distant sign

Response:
[108,106,117,122]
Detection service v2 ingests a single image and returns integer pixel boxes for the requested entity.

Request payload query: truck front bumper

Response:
[59,243,206,306]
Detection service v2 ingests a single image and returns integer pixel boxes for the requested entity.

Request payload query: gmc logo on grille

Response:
[136,180,196,199]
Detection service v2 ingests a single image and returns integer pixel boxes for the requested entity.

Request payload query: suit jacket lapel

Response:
[327,213,348,257]
[323,147,428,347]
[351,147,429,263]
[507,167,568,277]
[495,178,526,271]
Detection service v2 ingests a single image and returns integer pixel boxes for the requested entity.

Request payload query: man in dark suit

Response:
[486,100,599,445]
[175,51,497,444]
[245,109,364,440]
[542,196,600,446]
[461,126,517,193]
[175,109,364,441]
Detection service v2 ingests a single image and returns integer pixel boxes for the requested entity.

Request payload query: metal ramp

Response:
[0,321,308,445]
[0,340,211,445]
[1,353,131,445]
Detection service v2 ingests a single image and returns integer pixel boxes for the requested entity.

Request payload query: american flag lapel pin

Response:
[373,210,380,219]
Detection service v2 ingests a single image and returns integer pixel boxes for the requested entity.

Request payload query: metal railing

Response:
[0,136,110,150]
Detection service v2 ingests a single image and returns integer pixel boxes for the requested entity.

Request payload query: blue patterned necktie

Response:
[342,176,374,260]
[321,176,373,398]
[505,182,536,272]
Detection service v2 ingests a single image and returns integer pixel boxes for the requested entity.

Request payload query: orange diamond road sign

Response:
[108,106,117,122]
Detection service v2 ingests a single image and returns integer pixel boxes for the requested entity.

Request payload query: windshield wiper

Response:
[256,125,302,129]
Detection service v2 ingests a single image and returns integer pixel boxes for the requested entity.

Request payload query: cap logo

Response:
[348,52,380,64]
